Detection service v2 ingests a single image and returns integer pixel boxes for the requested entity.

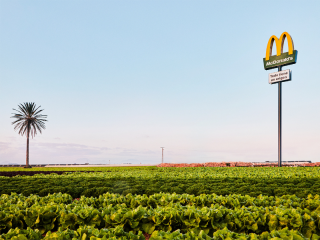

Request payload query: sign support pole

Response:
[278,66,282,167]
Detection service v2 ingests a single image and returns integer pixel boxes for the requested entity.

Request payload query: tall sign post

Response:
[263,32,297,167]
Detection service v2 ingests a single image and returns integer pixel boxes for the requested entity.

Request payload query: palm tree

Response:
[11,103,47,168]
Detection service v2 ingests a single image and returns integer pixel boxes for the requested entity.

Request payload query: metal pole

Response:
[160,147,164,164]
[278,66,282,167]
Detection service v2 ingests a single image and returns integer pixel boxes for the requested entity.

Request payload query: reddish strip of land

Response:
[157,162,320,167]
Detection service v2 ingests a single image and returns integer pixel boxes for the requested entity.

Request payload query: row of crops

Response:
[2,192,320,239]
[0,167,155,172]
[1,166,320,176]
[1,167,320,198]
[2,167,320,239]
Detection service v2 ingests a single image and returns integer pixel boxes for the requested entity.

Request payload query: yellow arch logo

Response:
[265,32,294,61]
[263,32,297,70]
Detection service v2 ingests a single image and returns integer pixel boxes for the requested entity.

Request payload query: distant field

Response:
[1,167,320,198]
[0,166,156,172]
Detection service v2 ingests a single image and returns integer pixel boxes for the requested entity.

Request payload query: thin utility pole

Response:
[160,147,165,164]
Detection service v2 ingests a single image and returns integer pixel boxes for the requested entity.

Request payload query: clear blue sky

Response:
[1,0,320,164]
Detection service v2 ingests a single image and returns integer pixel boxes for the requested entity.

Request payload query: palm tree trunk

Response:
[26,127,30,167]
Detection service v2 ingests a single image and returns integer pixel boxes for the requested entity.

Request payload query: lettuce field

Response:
[1,167,320,197]
[1,166,320,239]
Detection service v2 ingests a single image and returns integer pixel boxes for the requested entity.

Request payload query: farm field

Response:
[0,166,156,177]
[1,192,320,239]
[1,167,320,197]
[0,166,156,172]
[1,167,320,239]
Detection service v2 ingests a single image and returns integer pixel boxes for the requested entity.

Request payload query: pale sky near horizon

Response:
[1,1,320,165]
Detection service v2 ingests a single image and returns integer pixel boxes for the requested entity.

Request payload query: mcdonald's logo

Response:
[263,32,298,70]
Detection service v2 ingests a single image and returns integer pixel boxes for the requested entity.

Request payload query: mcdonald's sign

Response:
[263,32,298,70]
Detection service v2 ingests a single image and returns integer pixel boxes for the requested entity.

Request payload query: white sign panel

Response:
[268,69,291,84]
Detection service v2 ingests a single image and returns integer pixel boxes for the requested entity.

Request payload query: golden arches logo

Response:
[263,32,297,70]
[265,32,294,61]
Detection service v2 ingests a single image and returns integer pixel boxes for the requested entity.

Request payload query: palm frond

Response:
[11,102,48,138]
